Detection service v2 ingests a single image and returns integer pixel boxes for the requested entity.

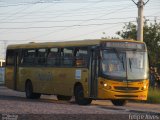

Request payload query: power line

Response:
[25,5,133,40]
[0,4,135,20]
[0,21,136,29]
[0,3,40,34]
[0,0,106,22]
[0,5,132,30]
[0,2,40,7]
[65,24,122,40]
[0,0,130,5]
[0,0,73,7]
[0,4,38,21]
[0,1,54,34]
[0,17,138,23]
[151,11,160,16]
[1,19,158,42]
[1,8,136,20]
[3,18,157,31]
[0,3,132,15]
[0,0,158,42]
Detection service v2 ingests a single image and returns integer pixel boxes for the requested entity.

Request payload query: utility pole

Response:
[132,0,149,42]
[0,40,7,59]
[3,40,7,59]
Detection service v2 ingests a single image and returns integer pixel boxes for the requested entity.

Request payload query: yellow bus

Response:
[5,39,149,106]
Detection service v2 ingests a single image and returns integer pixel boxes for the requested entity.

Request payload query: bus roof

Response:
[7,39,143,49]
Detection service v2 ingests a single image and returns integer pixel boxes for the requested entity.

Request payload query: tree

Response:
[117,22,137,40]
[117,20,160,67]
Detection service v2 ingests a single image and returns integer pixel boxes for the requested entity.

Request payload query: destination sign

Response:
[101,41,146,50]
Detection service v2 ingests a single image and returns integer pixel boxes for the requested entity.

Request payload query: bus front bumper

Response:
[98,88,148,100]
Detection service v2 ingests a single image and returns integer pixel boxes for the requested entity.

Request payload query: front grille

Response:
[114,86,139,91]
[115,95,138,97]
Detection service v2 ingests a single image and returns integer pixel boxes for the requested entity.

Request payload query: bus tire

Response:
[25,81,41,99]
[57,95,72,101]
[74,85,92,105]
[111,99,127,106]
[33,93,41,99]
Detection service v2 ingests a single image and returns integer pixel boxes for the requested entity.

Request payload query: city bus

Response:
[5,39,149,106]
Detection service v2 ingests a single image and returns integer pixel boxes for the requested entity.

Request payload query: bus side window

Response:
[47,48,59,66]
[62,48,73,66]
[75,48,88,67]
[22,49,36,65]
[37,49,46,65]
[21,50,27,65]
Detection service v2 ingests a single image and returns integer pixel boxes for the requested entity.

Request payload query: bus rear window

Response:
[6,50,15,66]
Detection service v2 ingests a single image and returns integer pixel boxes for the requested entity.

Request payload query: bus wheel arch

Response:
[74,82,82,95]
[25,79,33,99]
[74,82,92,105]
[25,79,41,99]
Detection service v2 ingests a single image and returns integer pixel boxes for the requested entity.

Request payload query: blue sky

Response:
[0,0,160,58]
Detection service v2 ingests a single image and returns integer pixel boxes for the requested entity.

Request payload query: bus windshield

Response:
[101,49,148,80]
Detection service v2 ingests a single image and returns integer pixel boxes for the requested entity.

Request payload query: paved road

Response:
[0,86,159,120]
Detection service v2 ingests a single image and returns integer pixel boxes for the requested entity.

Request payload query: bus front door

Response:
[89,50,98,98]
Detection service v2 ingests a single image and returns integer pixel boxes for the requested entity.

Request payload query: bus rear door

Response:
[5,49,19,90]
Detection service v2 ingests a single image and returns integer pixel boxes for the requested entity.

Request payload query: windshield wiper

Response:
[129,58,132,71]
[113,48,125,70]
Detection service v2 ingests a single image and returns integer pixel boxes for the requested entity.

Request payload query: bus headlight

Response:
[144,85,147,89]
[141,85,147,90]
[104,83,107,87]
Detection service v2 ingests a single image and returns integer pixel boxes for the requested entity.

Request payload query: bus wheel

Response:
[33,93,41,99]
[74,85,92,105]
[25,81,41,99]
[111,100,127,106]
[57,95,72,101]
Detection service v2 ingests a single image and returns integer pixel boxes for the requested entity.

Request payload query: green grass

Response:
[147,88,160,104]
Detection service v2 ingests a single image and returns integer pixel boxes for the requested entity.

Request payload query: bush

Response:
[147,88,160,103]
